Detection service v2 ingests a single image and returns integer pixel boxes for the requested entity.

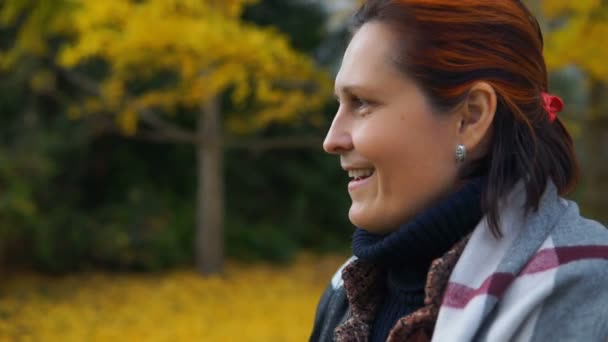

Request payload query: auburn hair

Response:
[351,0,578,235]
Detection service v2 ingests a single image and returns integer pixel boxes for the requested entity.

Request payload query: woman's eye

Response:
[352,97,371,114]
[335,94,373,115]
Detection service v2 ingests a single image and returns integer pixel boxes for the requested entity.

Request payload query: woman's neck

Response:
[352,177,486,271]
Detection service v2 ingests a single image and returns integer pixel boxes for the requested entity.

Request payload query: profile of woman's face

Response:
[324,22,462,233]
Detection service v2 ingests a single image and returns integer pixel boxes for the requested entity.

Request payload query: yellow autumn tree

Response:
[58,0,330,134]
[1,0,332,275]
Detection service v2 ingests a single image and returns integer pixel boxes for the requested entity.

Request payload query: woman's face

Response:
[324,22,462,233]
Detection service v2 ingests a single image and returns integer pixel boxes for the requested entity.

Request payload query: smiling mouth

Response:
[348,168,375,182]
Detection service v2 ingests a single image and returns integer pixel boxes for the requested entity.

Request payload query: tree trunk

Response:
[0,241,4,277]
[196,95,224,275]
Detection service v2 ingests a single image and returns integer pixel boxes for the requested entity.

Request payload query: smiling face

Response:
[324,22,463,233]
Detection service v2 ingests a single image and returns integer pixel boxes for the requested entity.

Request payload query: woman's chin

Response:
[348,204,395,234]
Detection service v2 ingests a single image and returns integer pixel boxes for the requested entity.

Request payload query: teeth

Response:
[348,169,374,179]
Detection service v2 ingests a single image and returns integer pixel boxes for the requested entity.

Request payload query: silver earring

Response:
[455,144,467,162]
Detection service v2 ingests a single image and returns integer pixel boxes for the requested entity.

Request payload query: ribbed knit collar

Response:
[352,177,486,273]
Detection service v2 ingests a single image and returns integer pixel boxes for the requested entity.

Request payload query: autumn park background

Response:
[0,0,606,340]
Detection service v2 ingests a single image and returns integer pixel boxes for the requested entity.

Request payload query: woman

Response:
[310,1,608,341]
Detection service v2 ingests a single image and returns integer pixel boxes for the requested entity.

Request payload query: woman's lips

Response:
[348,173,374,192]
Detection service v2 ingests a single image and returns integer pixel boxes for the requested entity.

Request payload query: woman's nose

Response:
[323,114,353,155]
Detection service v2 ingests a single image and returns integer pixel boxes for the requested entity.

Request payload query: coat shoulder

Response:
[552,198,608,246]
[309,256,355,342]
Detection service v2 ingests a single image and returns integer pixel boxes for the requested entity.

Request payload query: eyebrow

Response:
[333,85,373,98]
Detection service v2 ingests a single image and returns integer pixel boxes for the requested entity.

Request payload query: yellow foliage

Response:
[542,0,601,17]
[54,0,331,135]
[67,105,82,120]
[117,109,139,137]
[0,253,348,341]
[2,0,331,136]
[0,0,72,68]
[542,0,608,80]
[83,98,104,114]
[29,69,56,93]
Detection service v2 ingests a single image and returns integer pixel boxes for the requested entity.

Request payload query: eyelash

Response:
[352,97,370,110]
[336,96,372,115]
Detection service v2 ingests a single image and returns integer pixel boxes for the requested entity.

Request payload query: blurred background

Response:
[0,0,606,340]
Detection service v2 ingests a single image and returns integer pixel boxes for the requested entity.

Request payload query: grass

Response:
[0,253,348,342]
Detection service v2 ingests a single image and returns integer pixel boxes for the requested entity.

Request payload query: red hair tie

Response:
[541,92,564,123]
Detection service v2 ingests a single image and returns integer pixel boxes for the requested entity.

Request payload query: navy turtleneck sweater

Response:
[352,178,485,342]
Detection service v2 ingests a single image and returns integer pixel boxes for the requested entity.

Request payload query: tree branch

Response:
[53,65,324,151]
[134,129,197,144]
[225,136,324,151]
[127,134,324,150]
[54,65,197,143]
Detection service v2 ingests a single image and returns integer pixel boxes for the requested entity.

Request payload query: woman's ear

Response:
[457,82,497,159]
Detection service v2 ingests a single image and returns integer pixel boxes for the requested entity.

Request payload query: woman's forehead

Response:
[335,23,402,94]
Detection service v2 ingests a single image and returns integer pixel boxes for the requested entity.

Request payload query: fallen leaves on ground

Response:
[0,253,348,341]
